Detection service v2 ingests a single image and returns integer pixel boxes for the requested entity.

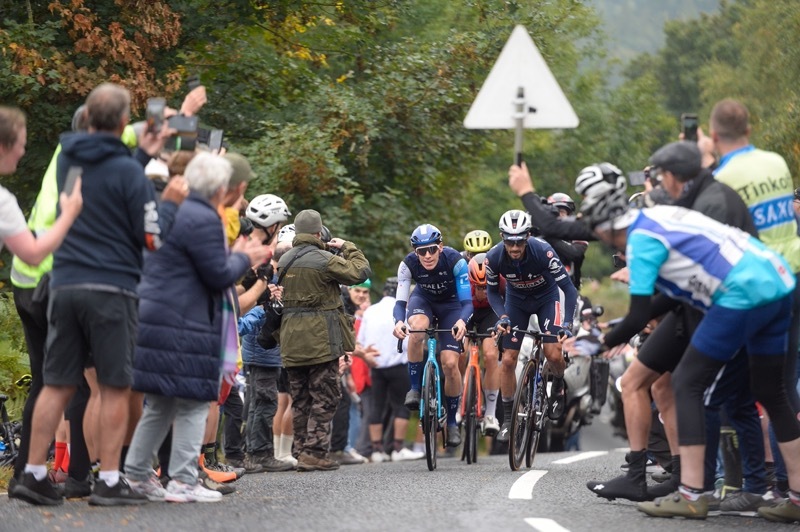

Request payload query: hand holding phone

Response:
[681,113,698,142]
[146,97,166,134]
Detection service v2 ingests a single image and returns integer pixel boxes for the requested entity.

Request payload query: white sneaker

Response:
[391,448,425,462]
[129,475,180,502]
[166,479,223,503]
[481,415,500,436]
[370,451,391,463]
[279,454,298,467]
[347,449,368,464]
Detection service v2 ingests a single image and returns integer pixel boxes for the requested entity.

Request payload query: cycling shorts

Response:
[406,291,462,352]
[503,294,562,350]
[470,306,499,335]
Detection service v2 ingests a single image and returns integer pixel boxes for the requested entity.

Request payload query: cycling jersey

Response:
[393,246,472,324]
[714,145,800,272]
[626,205,795,310]
[484,237,578,327]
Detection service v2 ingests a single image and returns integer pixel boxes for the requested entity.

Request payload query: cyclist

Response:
[462,229,493,260]
[486,210,578,442]
[246,193,292,248]
[392,224,471,448]
[578,182,800,522]
[465,253,502,436]
[541,191,588,290]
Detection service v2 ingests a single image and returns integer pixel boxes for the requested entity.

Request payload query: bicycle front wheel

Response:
[422,360,438,471]
[464,367,478,464]
[509,359,537,471]
[526,357,546,468]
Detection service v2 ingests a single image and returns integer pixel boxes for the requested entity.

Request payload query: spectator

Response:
[361,277,424,462]
[124,152,271,503]
[279,209,370,471]
[15,82,183,507]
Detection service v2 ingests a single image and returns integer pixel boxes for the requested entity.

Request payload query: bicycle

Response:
[502,315,560,471]
[459,327,495,465]
[397,325,458,471]
[0,393,21,469]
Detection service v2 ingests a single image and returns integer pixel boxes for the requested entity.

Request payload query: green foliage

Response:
[0,294,30,420]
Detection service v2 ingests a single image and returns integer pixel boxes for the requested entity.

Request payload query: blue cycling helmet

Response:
[410,224,442,247]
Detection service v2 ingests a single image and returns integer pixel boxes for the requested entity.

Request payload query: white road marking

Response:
[524,517,571,532]
[551,451,607,464]
[508,470,548,499]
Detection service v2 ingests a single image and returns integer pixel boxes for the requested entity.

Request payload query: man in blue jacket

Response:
[16,82,184,507]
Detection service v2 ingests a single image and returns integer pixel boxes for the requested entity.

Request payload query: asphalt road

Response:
[1,419,793,532]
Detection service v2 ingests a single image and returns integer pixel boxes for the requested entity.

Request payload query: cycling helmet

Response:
[277,223,296,244]
[579,181,631,230]
[246,194,291,229]
[498,210,532,240]
[574,162,626,197]
[468,253,488,286]
[547,192,575,215]
[463,230,493,253]
[410,224,442,247]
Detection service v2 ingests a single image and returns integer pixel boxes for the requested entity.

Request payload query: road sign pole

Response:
[513,86,525,165]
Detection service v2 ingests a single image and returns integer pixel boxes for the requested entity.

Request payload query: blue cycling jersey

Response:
[393,246,472,323]
[626,206,795,310]
[484,237,578,325]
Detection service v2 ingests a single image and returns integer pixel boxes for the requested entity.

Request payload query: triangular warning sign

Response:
[464,25,579,129]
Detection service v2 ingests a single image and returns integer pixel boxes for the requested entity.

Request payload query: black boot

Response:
[647,454,680,498]
[587,449,653,502]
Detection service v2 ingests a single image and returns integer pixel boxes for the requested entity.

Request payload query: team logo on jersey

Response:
[546,250,554,258]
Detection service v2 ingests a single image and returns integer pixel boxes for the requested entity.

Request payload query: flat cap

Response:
[649,141,702,180]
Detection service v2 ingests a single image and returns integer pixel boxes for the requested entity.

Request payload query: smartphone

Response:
[146,97,166,134]
[681,113,698,142]
[208,129,224,151]
[64,166,82,195]
[167,114,199,134]
[186,74,201,91]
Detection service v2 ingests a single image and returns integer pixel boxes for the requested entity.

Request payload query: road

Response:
[1,419,792,532]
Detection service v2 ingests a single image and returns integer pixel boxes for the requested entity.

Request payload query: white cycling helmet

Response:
[498,209,532,240]
[246,194,291,228]
[277,223,296,244]
[574,162,626,197]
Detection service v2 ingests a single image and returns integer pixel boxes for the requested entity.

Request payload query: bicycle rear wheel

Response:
[464,367,478,464]
[525,356,546,468]
[422,361,438,471]
[509,359,536,471]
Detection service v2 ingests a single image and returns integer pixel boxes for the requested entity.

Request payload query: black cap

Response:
[649,141,702,181]
[794,188,800,201]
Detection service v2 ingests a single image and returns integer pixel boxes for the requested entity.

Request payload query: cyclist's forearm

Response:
[487,288,506,319]
[393,300,407,324]
[603,295,651,347]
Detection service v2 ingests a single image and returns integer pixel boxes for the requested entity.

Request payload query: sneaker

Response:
[88,478,149,506]
[391,448,424,462]
[208,460,245,479]
[548,378,565,420]
[348,449,369,463]
[759,498,800,523]
[256,455,296,472]
[166,479,222,503]
[279,454,298,467]
[446,425,461,448]
[296,452,340,472]
[719,490,770,516]
[225,456,245,469]
[128,475,182,502]
[331,450,366,466]
[370,451,391,463]
[199,454,238,483]
[480,415,500,436]
[14,472,63,506]
[404,389,421,411]
[63,475,92,499]
[7,476,18,499]
[637,491,708,519]
[47,468,68,486]
[651,470,672,483]
[704,492,721,517]
[243,454,265,474]
[496,422,511,443]
[198,470,236,495]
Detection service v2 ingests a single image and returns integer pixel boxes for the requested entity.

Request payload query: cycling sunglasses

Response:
[502,239,526,248]
[415,245,439,257]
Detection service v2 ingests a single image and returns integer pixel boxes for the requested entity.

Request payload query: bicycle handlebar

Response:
[396,326,461,353]
[510,325,560,339]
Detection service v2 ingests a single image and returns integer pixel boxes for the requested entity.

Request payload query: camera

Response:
[145,97,166,134]
[256,262,274,282]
